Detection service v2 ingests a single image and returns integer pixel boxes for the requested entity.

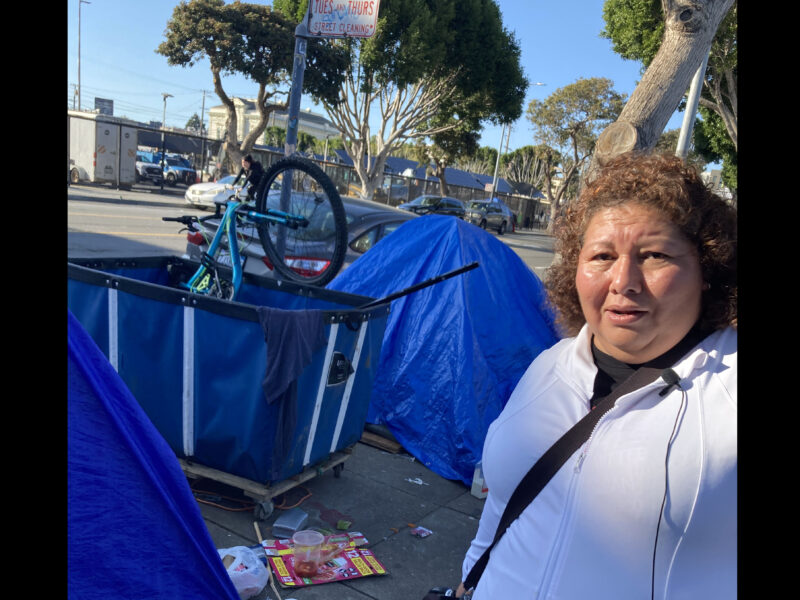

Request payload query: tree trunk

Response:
[213,68,243,173]
[586,0,735,182]
[430,158,449,197]
[241,85,288,154]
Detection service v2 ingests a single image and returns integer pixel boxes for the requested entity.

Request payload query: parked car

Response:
[183,195,418,280]
[163,156,197,186]
[135,160,163,184]
[373,183,410,203]
[465,199,514,234]
[134,151,163,184]
[397,195,466,218]
[184,175,244,209]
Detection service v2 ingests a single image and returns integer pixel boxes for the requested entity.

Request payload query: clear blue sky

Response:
[67,0,691,155]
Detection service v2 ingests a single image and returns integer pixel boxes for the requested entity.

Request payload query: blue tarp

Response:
[67,309,239,600]
[327,215,561,484]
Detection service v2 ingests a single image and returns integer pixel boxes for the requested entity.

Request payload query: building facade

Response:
[207,98,340,145]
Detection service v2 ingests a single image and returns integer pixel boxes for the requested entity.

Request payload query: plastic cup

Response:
[292,530,324,578]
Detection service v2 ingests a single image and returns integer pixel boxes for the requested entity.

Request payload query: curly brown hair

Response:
[544,151,737,337]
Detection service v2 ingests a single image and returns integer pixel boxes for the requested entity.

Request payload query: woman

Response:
[455,152,737,599]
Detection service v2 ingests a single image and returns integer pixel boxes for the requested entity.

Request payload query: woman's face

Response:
[575,203,704,364]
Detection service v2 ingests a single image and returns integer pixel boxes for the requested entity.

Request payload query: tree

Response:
[693,106,737,196]
[501,145,562,194]
[455,145,498,176]
[157,0,348,172]
[655,128,706,172]
[412,94,482,196]
[589,0,736,178]
[275,0,527,201]
[602,0,736,151]
[527,77,626,225]
[297,131,317,154]
[412,1,528,197]
[313,135,344,160]
[185,113,203,134]
[264,125,285,148]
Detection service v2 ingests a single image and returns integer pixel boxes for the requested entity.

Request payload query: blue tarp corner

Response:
[327,215,561,484]
[67,309,239,600]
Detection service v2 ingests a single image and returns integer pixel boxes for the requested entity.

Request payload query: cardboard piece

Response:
[261,531,388,588]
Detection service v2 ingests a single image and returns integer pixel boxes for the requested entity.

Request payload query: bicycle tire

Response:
[253,156,347,286]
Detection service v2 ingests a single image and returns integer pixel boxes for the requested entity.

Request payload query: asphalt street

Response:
[66,181,556,276]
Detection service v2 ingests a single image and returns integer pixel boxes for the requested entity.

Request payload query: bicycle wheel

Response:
[253,156,347,286]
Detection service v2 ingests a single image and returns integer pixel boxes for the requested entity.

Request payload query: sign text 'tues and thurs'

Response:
[308,0,381,38]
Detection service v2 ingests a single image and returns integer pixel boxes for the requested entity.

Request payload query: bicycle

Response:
[163,155,347,300]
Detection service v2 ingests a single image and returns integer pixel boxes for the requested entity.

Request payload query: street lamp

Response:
[160,92,173,192]
[77,0,91,111]
[490,123,507,200]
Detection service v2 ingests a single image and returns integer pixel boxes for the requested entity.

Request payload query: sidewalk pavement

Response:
[197,439,484,600]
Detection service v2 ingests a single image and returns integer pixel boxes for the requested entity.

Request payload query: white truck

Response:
[68,110,137,187]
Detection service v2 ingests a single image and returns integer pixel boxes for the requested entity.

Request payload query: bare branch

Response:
[323,68,459,199]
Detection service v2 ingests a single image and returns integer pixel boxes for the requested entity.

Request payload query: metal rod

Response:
[358,262,480,309]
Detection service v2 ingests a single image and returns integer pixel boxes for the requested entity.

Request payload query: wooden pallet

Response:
[359,430,403,453]
[180,447,353,519]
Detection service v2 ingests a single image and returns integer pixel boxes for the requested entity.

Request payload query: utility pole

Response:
[160,93,173,192]
[77,0,91,111]
[199,90,206,182]
[491,123,507,200]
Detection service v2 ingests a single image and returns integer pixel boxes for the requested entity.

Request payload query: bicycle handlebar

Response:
[162,215,199,226]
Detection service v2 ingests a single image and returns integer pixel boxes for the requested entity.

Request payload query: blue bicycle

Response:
[163,156,347,299]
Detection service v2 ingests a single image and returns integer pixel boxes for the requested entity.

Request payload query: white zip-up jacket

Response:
[461,325,737,599]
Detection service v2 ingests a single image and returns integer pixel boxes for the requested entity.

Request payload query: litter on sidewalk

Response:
[410,525,434,538]
[271,507,309,538]
[261,531,388,588]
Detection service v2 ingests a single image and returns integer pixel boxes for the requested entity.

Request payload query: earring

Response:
[702,282,711,291]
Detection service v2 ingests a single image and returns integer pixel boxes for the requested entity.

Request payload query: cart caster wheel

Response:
[254,500,274,520]
[333,463,344,478]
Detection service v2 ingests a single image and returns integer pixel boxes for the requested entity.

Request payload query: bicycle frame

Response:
[183,199,246,297]
[181,197,309,299]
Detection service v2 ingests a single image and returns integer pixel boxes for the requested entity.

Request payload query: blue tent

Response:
[68,310,239,600]
[327,215,561,484]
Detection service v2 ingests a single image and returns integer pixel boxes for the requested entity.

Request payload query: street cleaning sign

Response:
[308,0,381,38]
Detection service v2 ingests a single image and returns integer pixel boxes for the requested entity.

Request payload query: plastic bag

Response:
[217,546,268,600]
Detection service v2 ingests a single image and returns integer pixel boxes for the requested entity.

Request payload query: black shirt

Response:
[233,160,264,196]
[588,326,708,409]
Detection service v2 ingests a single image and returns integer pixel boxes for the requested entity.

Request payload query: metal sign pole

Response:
[276,9,311,259]
[285,18,309,158]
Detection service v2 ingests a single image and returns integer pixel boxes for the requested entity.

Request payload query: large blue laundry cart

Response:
[68,256,389,502]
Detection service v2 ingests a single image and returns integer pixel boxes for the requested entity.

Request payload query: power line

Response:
[67,82,220,126]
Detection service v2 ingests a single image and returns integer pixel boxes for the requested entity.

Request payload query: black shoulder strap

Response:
[463,330,705,591]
